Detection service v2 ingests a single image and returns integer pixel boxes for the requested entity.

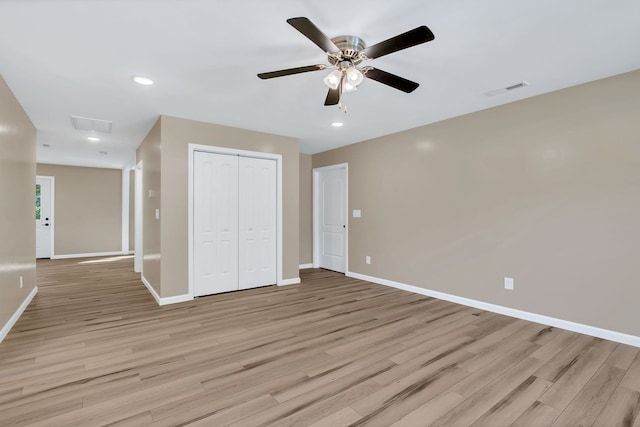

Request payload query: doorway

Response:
[313,163,348,273]
[35,176,54,259]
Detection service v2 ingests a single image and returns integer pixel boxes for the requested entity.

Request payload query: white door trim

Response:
[188,143,283,298]
[134,161,143,273]
[36,175,55,258]
[312,163,348,271]
[121,169,130,254]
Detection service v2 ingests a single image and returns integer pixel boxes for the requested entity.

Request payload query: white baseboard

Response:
[141,275,192,306]
[278,277,301,286]
[347,271,640,348]
[159,294,192,305]
[52,251,130,260]
[0,286,38,344]
[299,263,313,269]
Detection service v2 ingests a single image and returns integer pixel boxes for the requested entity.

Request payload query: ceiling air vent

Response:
[70,115,113,133]
[484,81,529,97]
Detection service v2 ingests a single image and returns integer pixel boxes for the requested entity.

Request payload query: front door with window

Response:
[36,176,53,259]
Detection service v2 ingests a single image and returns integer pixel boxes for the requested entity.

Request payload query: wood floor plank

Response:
[349,361,471,425]
[389,391,465,427]
[469,375,552,427]
[592,386,640,427]
[307,407,363,427]
[538,338,618,410]
[265,379,383,427]
[551,362,626,426]
[622,352,640,392]
[430,356,546,426]
[457,322,547,372]
[450,341,541,397]
[179,394,279,427]
[228,363,391,427]
[0,257,635,426]
[510,401,562,427]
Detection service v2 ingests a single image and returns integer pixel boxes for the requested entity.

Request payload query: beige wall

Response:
[160,115,300,297]
[36,164,122,256]
[0,75,36,332]
[299,153,312,265]
[313,70,640,336]
[128,169,134,252]
[136,118,162,295]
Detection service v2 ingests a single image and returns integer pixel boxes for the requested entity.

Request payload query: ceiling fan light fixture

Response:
[343,81,357,93]
[323,70,342,90]
[346,66,364,86]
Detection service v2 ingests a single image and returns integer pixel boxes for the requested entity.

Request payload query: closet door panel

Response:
[239,157,277,289]
[194,152,239,296]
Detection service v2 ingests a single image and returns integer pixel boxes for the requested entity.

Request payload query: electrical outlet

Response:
[504,277,514,290]
[19,276,23,289]
[366,256,371,264]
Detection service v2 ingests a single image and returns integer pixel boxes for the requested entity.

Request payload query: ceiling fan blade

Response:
[364,68,420,93]
[287,17,340,53]
[363,26,435,59]
[324,87,341,106]
[257,64,326,79]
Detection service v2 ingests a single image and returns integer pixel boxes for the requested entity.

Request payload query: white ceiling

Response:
[1,0,639,169]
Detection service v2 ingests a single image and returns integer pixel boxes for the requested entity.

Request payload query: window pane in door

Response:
[35,184,41,220]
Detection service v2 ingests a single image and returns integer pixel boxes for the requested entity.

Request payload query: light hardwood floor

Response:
[0,256,639,426]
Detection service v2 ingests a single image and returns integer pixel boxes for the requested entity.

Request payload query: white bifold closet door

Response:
[194,151,276,297]
[238,156,277,290]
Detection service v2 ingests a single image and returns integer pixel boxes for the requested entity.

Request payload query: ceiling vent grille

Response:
[484,81,529,97]
[70,116,113,133]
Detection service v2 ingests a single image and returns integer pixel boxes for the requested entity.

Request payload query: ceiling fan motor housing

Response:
[329,35,367,65]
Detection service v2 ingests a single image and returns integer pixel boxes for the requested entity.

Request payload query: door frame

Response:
[188,143,283,298]
[134,160,143,273]
[312,163,348,272]
[36,175,55,258]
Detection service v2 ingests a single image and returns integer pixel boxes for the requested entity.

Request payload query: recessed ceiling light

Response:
[87,137,100,142]
[331,122,344,127]
[132,75,154,86]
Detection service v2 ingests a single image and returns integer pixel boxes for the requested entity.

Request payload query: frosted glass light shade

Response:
[343,81,357,92]
[323,70,342,90]
[345,67,364,86]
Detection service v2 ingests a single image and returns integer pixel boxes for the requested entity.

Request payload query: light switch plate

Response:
[353,210,361,218]
[155,209,160,220]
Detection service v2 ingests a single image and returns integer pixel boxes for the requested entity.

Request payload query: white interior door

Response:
[35,176,53,259]
[318,167,346,273]
[238,157,276,290]
[134,161,143,273]
[194,152,239,296]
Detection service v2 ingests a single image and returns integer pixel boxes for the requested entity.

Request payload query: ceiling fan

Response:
[258,17,435,108]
